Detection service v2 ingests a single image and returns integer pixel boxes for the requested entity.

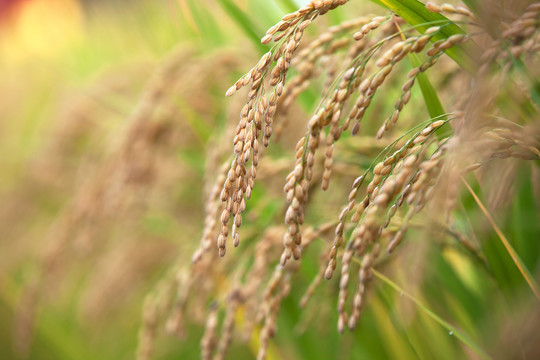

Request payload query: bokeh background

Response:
[1,1,539,360]
[0,1,256,359]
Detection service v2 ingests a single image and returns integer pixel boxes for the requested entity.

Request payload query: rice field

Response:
[0,1,539,359]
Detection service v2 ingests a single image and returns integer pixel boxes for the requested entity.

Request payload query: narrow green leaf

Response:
[276,0,300,13]
[372,269,492,360]
[393,18,447,129]
[410,51,445,119]
[510,167,540,273]
[462,178,540,300]
[372,0,476,72]
[505,54,540,110]
[218,0,267,53]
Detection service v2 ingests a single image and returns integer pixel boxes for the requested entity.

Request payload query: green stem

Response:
[371,269,492,360]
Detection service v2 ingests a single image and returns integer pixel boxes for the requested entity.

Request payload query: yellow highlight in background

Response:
[0,0,83,64]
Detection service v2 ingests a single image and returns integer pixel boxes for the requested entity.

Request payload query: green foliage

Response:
[0,1,539,360]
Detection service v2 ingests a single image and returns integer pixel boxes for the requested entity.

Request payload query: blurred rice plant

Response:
[0,1,539,360]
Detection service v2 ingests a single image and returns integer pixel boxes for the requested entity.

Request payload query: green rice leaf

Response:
[276,0,300,13]
[371,0,475,72]
[372,269,492,360]
[219,0,267,53]
[409,49,445,119]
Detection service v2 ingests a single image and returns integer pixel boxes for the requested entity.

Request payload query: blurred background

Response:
[1,1,539,360]
[0,1,265,359]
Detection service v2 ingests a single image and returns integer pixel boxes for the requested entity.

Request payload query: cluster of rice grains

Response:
[217,0,349,259]
[145,1,540,359]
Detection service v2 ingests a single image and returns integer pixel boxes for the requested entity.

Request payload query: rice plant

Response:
[141,1,540,359]
[1,1,539,360]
